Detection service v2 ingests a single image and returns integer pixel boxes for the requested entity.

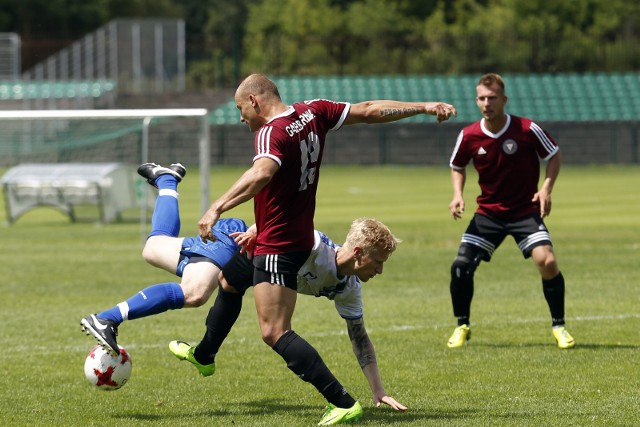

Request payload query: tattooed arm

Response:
[344,100,456,125]
[346,318,408,412]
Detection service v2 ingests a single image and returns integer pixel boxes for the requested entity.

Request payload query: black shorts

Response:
[222,249,311,293]
[460,213,552,260]
[252,250,311,290]
[221,249,254,295]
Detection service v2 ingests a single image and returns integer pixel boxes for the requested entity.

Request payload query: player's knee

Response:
[184,293,209,307]
[451,254,482,281]
[261,326,285,347]
[261,332,278,347]
[219,273,241,294]
[536,256,556,270]
[532,246,558,275]
[537,257,559,278]
[141,241,157,265]
[180,280,215,307]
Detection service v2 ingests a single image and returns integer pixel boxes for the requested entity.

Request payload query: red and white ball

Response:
[84,345,132,390]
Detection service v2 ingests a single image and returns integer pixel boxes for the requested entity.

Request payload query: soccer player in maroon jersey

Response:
[446,73,575,350]
[197,73,456,424]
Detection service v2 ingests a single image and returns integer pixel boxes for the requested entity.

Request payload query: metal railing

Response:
[0,33,21,80]
[21,19,185,95]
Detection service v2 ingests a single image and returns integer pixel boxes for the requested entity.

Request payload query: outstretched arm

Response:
[346,318,408,412]
[344,100,456,125]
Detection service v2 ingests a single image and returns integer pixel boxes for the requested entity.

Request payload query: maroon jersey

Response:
[449,114,559,219]
[252,99,350,255]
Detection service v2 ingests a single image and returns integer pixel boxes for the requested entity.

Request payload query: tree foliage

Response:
[238,0,640,77]
[0,0,638,87]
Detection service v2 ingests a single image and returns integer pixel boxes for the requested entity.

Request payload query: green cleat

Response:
[447,324,471,348]
[318,401,363,425]
[552,326,575,349]
[168,340,215,376]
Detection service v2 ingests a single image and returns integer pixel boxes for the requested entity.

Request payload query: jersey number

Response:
[299,132,320,191]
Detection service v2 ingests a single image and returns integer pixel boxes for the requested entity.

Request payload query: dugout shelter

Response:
[1,162,138,223]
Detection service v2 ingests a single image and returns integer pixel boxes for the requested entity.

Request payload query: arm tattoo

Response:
[380,107,422,117]
[347,318,376,369]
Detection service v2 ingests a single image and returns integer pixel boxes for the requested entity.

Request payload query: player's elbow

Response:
[249,159,278,190]
[253,169,273,187]
[346,101,378,124]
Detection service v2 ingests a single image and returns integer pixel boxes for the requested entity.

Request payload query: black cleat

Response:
[137,162,187,188]
[81,314,120,356]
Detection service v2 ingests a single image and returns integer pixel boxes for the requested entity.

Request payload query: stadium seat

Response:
[0,79,116,102]
[206,73,640,124]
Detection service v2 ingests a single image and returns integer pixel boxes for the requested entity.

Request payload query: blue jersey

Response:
[177,218,247,276]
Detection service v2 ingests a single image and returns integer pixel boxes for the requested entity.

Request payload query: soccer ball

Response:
[84,345,132,390]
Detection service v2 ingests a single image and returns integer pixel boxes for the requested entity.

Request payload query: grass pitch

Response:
[0,165,639,427]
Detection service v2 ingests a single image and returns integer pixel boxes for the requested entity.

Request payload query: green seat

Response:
[207,73,640,124]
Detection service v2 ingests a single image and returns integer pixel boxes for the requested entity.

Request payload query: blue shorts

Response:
[176,218,247,277]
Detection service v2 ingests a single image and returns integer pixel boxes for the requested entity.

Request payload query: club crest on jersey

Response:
[502,139,518,155]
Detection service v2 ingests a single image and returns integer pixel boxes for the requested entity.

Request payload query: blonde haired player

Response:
[170,218,408,424]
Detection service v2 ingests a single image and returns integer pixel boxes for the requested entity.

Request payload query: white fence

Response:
[0,33,21,80]
[22,19,185,95]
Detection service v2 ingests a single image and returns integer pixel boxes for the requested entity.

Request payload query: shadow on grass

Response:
[119,398,315,421]
[361,407,476,424]
[119,397,477,423]
[565,342,640,350]
[471,342,640,350]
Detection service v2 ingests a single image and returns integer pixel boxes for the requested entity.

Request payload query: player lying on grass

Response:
[81,162,248,356]
[169,217,408,421]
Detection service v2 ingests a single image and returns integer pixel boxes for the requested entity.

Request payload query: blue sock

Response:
[98,282,185,325]
[156,174,177,191]
[149,175,180,237]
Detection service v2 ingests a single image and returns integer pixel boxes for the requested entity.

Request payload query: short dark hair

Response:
[478,73,505,92]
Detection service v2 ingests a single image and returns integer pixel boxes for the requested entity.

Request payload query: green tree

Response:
[243,0,347,75]
[196,0,257,86]
[242,0,424,76]
[3,0,640,88]
[345,0,423,74]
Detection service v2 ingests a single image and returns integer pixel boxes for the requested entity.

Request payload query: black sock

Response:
[193,284,243,364]
[542,272,566,327]
[450,276,473,326]
[273,330,356,409]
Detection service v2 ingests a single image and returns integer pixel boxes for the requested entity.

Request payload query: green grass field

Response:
[1,165,639,427]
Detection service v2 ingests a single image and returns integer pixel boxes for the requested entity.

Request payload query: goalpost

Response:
[0,109,211,233]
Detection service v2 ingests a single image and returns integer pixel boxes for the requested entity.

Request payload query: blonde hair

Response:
[343,218,401,255]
